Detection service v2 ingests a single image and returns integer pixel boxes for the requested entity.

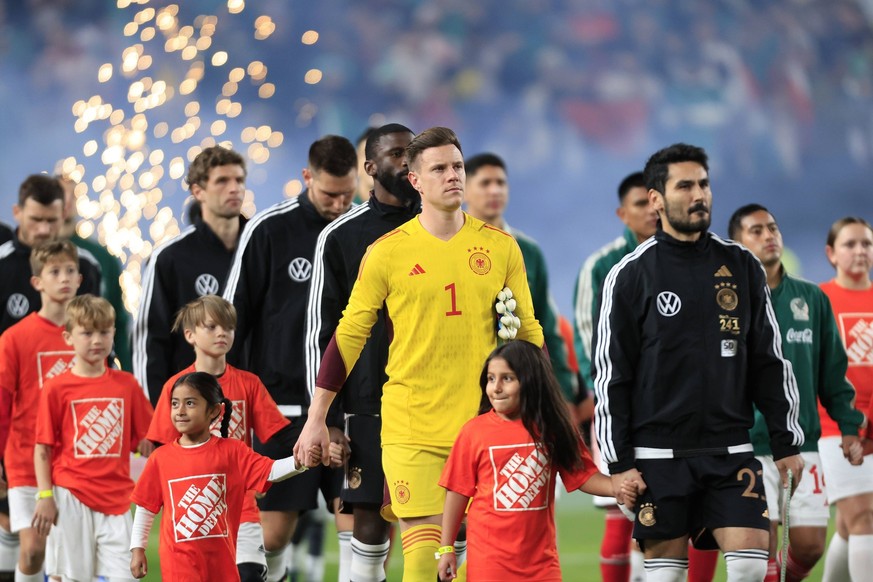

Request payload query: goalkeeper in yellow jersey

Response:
[295,126,544,581]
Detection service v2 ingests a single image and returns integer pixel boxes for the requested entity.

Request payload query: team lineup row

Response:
[0,125,871,582]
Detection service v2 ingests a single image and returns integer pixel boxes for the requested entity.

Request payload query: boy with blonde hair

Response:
[33,294,153,581]
[147,294,293,582]
[0,240,81,581]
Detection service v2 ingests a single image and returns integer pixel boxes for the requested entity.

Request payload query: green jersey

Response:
[751,269,862,455]
[573,227,639,392]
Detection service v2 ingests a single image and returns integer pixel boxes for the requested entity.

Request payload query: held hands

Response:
[610,468,647,506]
[293,420,331,468]
[327,426,351,468]
[130,547,148,579]
[495,287,521,340]
[31,497,58,537]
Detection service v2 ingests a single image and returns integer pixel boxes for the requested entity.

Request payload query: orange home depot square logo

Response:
[36,351,75,388]
[72,398,124,458]
[169,473,229,543]
[839,313,873,366]
[489,442,551,511]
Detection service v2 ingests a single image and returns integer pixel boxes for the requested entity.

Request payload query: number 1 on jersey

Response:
[444,283,462,316]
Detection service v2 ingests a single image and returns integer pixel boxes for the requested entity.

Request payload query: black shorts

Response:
[340,414,384,512]
[254,417,343,513]
[632,453,769,550]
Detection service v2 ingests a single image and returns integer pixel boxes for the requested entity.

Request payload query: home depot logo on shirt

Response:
[36,351,75,388]
[839,313,873,366]
[169,474,228,542]
[72,398,124,457]
[208,400,246,441]
[490,443,551,511]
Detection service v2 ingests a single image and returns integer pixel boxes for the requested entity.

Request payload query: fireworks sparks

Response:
[60,1,310,315]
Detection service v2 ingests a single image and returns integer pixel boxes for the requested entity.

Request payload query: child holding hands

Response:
[145,295,295,581]
[130,372,340,581]
[438,341,638,581]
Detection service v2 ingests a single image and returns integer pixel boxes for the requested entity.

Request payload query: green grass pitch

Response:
[140,492,832,580]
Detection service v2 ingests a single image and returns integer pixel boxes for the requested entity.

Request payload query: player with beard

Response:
[305,123,419,581]
[593,143,804,582]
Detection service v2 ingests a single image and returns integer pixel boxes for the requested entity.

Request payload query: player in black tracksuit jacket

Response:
[592,144,803,578]
[133,215,246,404]
[592,228,804,473]
[0,234,101,335]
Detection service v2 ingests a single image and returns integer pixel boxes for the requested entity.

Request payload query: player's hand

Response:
[620,479,640,508]
[130,547,148,579]
[137,438,155,458]
[438,553,458,581]
[294,419,331,467]
[32,497,58,537]
[327,426,351,467]
[775,454,804,493]
[610,468,646,505]
[841,435,864,465]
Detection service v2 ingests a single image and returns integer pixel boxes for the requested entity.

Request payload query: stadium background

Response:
[0,1,864,579]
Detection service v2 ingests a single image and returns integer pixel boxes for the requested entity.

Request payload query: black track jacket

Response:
[305,196,420,415]
[592,229,803,474]
[224,192,333,409]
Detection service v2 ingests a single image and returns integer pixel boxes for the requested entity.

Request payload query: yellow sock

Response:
[400,524,441,582]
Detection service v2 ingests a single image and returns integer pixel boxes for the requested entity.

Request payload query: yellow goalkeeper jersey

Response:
[332,213,543,447]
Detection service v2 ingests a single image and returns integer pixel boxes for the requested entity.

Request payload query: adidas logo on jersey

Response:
[408,264,426,276]
[714,265,733,277]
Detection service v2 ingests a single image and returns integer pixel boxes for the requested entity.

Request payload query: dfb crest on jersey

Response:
[6,293,29,318]
[194,274,220,296]
[288,257,312,282]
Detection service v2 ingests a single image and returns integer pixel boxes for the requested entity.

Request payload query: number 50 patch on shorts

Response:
[72,398,125,457]
[169,474,229,542]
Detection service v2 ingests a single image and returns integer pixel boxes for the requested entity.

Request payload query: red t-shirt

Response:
[439,410,598,581]
[820,281,873,437]
[35,368,153,514]
[130,437,274,582]
[147,363,290,523]
[0,313,75,487]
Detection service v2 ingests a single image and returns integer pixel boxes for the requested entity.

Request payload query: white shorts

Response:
[8,486,37,533]
[819,436,873,502]
[236,520,266,565]
[759,452,829,528]
[590,423,617,507]
[44,486,133,580]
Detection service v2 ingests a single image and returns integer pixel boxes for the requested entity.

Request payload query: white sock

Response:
[265,548,287,582]
[306,553,324,581]
[0,527,17,570]
[453,538,467,569]
[14,566,43,582]
[644,558,687,582]
[350,538,389,581]
[848,534,873,582]
[630,547,645,582]
[822,532,849,582]
[337,530,353,582]
[724,549,768,582]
